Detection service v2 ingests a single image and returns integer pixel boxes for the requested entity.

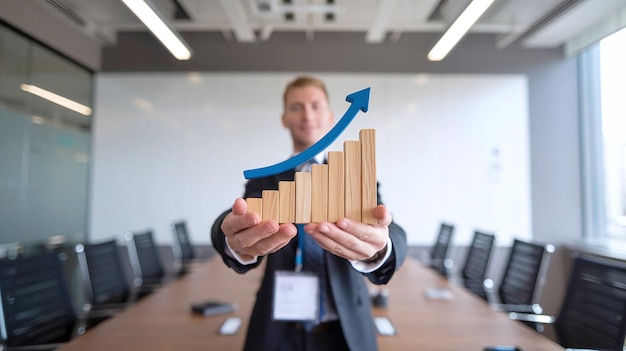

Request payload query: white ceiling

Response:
[35,0,626,50]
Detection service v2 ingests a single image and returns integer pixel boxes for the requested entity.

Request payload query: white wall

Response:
[90,72,530,246]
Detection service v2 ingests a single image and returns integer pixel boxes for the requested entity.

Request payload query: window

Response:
[581,27,626,243]
[599,28,626,238]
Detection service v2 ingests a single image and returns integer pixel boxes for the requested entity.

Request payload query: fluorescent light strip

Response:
[122,0,192,60]
[427,0,495,61]
[20,84,92,116]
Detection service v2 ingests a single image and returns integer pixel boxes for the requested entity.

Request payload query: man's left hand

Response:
[303,204,391,262]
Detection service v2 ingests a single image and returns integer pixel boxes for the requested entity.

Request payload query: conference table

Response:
[57,256,564,351]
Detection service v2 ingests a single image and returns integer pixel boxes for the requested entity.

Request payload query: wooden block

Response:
[360,129,377,224]
[278,181,295,223]
[246,198,263,219]
[311,164,328,222]
[344,140,361,221]
[262,190,279,222]
[295,172,311,224]
[327,151,345,222]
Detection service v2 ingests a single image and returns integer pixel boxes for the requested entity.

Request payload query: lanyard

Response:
[295,223,305,272]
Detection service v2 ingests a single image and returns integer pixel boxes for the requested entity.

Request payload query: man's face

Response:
[282,85,334,152]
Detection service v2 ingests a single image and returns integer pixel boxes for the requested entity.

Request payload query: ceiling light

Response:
[121,0,192,60]
[31,115,46,124]
[21,84,92,116]
[427,0,495,61]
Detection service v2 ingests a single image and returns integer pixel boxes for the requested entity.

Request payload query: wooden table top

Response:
[56,257,564,351]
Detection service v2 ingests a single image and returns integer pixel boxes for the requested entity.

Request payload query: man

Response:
[211,75,407,351]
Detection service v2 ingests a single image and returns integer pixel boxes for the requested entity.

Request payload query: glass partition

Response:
[0,23,92,252]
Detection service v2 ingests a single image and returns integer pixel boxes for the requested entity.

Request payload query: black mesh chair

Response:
[509,255,626,350]
[171,220,208,274]
[125,230,172,290]
[172,220,196,264]
[423,222,455,276]
[460,230,495,300]
[75,239,139,323]
[485,238,555,330]
[0,252,84,350]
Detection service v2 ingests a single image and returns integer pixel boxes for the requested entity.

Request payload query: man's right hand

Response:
[220,198,298,261]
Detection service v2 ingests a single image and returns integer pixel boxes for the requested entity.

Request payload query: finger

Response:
[255,223,298,255]
[307,227,362,260]
[244,223,297,256]
[374,205,392,226]
[229,220,279,250]
[222,201,261,236]
[308,222,381,261]
[335,218,387,249]
[231,198,248,216]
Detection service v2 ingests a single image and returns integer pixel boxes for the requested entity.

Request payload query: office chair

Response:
[75,239,140,326]
[0,252,85,350]
[423,222,455,276]
[125,230,173,291]
[459,230,495,300]
[509,255,626,350]
[171,220,206,273]
[172,220,195,262]
[484,238,555,330]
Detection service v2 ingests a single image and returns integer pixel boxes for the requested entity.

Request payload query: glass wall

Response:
[0,23,92,254]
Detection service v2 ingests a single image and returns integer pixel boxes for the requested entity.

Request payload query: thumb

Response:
[232,198,248,216]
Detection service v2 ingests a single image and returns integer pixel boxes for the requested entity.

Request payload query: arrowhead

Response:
[345,87,370,113]
[244,86,370,179]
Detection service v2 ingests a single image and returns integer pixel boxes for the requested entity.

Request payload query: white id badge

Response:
[272,271,319,321]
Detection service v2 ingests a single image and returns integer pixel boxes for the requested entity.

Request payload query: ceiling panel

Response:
[33,0,624,51]
[523,0,626,48]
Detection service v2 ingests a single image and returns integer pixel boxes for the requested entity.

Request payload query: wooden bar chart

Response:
[246,129,377,224]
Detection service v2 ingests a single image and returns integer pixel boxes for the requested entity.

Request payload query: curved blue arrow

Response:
[244,87,370,179]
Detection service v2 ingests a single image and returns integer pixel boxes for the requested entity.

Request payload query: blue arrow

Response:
[243,87,370,179]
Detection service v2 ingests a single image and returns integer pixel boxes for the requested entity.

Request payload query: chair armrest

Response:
[83,302,131,312]
[491,303,544,314]
[483,279,500,303]
[133,280,162,292]
[79,308,123,319]
[1,342,66,351]
[482,279,543,314]
[80,302,130,321]
[508,312,556,324]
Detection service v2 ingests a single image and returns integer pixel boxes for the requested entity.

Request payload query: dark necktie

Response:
[298,224,327,328]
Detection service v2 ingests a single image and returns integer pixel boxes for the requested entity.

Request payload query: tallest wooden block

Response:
[360,129,377,224]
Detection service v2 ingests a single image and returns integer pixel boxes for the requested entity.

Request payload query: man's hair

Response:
[282,75,330,107]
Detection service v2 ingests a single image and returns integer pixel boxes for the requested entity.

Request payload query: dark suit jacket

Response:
[211,169,407,351]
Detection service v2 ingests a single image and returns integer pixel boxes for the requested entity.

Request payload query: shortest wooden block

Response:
[246,198,263,219]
